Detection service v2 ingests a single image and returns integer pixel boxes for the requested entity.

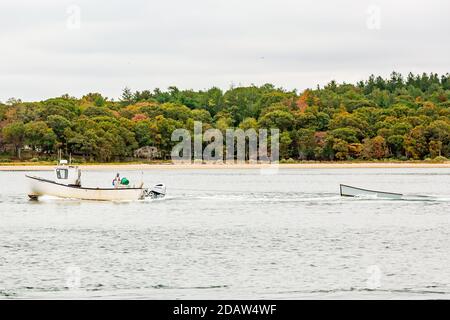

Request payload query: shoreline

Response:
[1,162,450,171]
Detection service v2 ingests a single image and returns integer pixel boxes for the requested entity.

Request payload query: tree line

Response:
[0,72,449,162]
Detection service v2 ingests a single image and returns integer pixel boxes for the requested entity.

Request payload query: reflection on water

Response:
[0,168,450,299]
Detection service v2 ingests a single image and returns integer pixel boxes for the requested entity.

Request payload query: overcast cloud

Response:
[0,0,448,101]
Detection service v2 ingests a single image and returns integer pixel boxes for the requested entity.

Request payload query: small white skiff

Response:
[26,160,166,201]
[340,184,402,199]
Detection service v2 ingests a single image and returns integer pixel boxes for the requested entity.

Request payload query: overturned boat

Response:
[26,160,166,201]
[340,184,403,200]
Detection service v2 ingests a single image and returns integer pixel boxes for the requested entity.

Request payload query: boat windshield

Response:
[56,169,68,179]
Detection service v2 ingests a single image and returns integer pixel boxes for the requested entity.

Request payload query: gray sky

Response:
[0,0,448,102]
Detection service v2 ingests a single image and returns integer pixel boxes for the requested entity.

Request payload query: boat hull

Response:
[340,184,403,199]
[27,175,146,201]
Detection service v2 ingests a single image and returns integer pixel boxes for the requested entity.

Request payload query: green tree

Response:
[297,129,316,160]
[386,135,405,157]
[332,138,350,160]
[24,121,57,153]
[258,110,294,131]
[279,131,292,159]
[47,115,71,144]
[2,121,25,158]
[238,118,258,131]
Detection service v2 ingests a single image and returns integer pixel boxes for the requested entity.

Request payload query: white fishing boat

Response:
[339,184,403,200]
[26,160,166,201]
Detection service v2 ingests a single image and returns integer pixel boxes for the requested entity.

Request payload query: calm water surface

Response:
[0,168,449,299]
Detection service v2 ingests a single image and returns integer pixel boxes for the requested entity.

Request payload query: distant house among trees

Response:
[134,146,161,160]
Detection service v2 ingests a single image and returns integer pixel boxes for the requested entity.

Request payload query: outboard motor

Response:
[146,183,166,199]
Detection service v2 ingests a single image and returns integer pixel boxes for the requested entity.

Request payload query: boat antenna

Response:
[69,153,72,165]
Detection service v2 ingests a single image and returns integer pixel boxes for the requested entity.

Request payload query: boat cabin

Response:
[55,160,81,186]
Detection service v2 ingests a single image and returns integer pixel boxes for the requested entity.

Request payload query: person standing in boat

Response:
[113,173,122,188]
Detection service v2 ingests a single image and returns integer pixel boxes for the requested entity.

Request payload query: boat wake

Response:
[25,188,450,204]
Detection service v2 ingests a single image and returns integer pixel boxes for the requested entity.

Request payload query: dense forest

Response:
[1,72,449,163]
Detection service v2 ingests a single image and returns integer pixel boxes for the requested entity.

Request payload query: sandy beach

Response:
[1,162,450,171]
